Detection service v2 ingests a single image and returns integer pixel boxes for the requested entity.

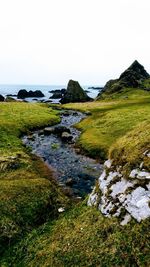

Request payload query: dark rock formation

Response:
[6,94,17,97]
[61,132,73,142]
[0,95,5,101]
[88,87,104,90]
[49,89,66,94]
[44,125,71,136]
[61,88,67,94]
[49,89,66,99]
[60,80,92,104]
[53,126,71,136]
[50,91,62,99]
[97,60,150,98]
[44,127,55,135]
[5,96,16,102]
[17,89,44,99]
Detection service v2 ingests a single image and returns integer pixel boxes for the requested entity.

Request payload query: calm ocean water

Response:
[0,84,102,102]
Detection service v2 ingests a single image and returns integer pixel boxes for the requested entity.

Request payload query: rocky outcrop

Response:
[49,89,66,99]
[97,60,150,98]
[60,80,92,104]
[17,89,44,99]
[61,132,73,142]
[50,91,63,99]
[0,95,5,101]
[88,151,150,225]
[5,96,16,102]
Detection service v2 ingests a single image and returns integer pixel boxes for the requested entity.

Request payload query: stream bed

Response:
[23,110,102,197]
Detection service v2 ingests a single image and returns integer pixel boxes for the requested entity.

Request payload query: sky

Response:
[0,0,150,85]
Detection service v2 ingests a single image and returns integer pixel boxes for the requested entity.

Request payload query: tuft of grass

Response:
[109,121,150,171]
[143,78,150,90]
[1,202,150,267]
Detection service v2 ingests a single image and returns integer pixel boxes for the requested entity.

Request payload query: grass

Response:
[1,201,150,267]
[0,102,68,255]
[143,78,150,89]
[0,102,60,155]
[0,91,150,266]
[63,91,150,161]
[109,121,150,171]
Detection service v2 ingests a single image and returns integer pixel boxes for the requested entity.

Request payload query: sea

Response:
[0,84,102,103]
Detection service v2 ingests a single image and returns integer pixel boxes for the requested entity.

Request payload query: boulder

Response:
[5,96,16,102]
[17,89,28,98]
[61,111,72,116]
[49,88,66,94]
[60,80,92,104]
[0,95,5,101]
[65,178,77,186]
[61,132,73,142]
[88,156,150,224]
[17,89,44,99]
[61,88,67,94]
[44,127,55,135]
[97,60,150,98]
[50,91,62,99]
[53,125,71,136]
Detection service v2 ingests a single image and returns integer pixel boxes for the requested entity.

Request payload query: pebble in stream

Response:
[22,110,103,197]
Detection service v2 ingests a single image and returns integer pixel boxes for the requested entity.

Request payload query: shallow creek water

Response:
[22,110,102,197]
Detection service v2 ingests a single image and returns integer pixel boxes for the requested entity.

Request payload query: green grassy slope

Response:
[63,92,150,160]
[0,102,60,155]
[0,102,67,255]
[1,202,150,267]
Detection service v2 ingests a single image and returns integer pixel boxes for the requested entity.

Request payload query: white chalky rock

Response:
[110,178,133,198]
[137,171,150,179]
[129,169,138,178]
[87,187,98,206]
[88,156,150,225]
[104,159,112,169]
[147,183,150,190]
[120,214,131,226]
[124,187,150,222]
[99,171,120,193]
[130,169,150,179]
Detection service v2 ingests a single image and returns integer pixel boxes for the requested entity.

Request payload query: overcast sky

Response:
[0,0,149,85]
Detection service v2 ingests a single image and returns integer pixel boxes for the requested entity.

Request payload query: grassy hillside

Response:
[0,102,68,255]
[63,92,150,160]
[0,102,60,155]
[1,201,150,267]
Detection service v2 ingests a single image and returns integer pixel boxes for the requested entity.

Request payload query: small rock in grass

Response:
[58,207,65,213]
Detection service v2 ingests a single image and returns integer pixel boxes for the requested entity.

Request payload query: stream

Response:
[22,110,102,198]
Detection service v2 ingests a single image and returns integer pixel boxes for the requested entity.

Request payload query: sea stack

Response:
[0,95,5,101]
[17,89,44,99]
[97,60,150,98]
[60,80,92,104]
